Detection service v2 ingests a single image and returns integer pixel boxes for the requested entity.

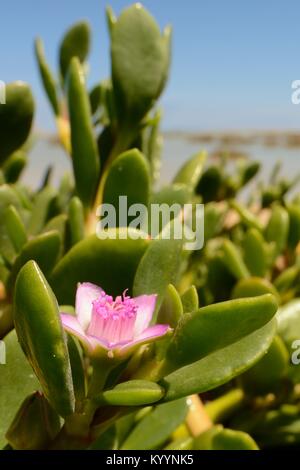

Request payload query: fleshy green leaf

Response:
[240,335,289,394]
[59,21,90,81]
[14,261,75,417]
[160,319,276,401]
[2,151,27,183]
[0,82,34,165]
[51,229,149,304]
[133,235,183,319]
[112,4,169,125]
[100,380,164,406]
[121,399,188,450]
[8,231,61,291]
[173,151,206,190]
[102,149,150,227]
[242,228,268,277]
[34,38,59,115]
[0,330,39,449]
[165,294,277,369]
[181,286,199,313]
[68,57,100,207]
[68,196,85,246]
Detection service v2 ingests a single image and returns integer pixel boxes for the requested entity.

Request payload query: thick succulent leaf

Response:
[133,235,183,319]
[51,229,149,304]
[212,429,259,450]
[240,335,289,394]
[181,286,199,313]
[4,205,27,252]
[229,200,263,231]
[8,231,61,291]
[151,184,192,208]
[0,82,34,164]
[121,399,188,450]
[34,38,59,115]
[232,277,279,300]
[287,204,300,250]
[100,380,164,406]
[59,21,90,81]
[221,239,250,280]
[112,4,169,125]
[173,151,206,190]
[160,319,277,401]
[2,151,27,183]
[67,57,100,207]
[157,284,183,328]
[6,392,61,450]
[14,261,75,417]
[68,196,85,246]
[242,228,268,277]
[102,149,150,227]
[27,186,57,235]
[265,204,289,257]
[166,294,277,369]
[0,330,39,449]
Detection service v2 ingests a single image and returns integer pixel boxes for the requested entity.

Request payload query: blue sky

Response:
[1,0,300,131]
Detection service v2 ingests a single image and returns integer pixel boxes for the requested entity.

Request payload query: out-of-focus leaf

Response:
[0,82,34,165]
[2,151,27,183]
[59,21,90,81]
[34,38,59,115]
[173,151,206,190]
[243,228,267,277]
[240,336,289,394]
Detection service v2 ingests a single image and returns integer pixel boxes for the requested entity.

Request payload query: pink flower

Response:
[60,283,170,357]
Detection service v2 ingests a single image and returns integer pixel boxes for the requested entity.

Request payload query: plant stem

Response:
[204,388,245,424]
[185,395,213,437]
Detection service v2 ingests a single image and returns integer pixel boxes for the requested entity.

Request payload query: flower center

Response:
[87,290,138,345]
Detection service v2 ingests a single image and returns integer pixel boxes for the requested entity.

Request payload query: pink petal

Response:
[85,333,110,351]
[133,294,157,336]
[118,324,170,355]
[75,282,103,329]
[60,313,93,352]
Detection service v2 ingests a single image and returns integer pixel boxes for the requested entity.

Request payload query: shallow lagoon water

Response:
[23,136,300,191]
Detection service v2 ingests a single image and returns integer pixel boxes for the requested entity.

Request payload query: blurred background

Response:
[1,0,300,185]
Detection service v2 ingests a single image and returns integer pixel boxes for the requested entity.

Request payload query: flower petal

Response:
[133,294,157,336]
[118,324,171,355]
[60,313,94,352]
[75,282,103,329]
[85,333,110,351]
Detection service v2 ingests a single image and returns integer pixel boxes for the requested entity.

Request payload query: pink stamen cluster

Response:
[87,290,138,344]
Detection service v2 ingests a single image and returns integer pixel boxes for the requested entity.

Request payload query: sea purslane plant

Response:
[0,3,299,451]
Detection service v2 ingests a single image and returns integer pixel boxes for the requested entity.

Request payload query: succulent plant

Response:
[0,3,299,451]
